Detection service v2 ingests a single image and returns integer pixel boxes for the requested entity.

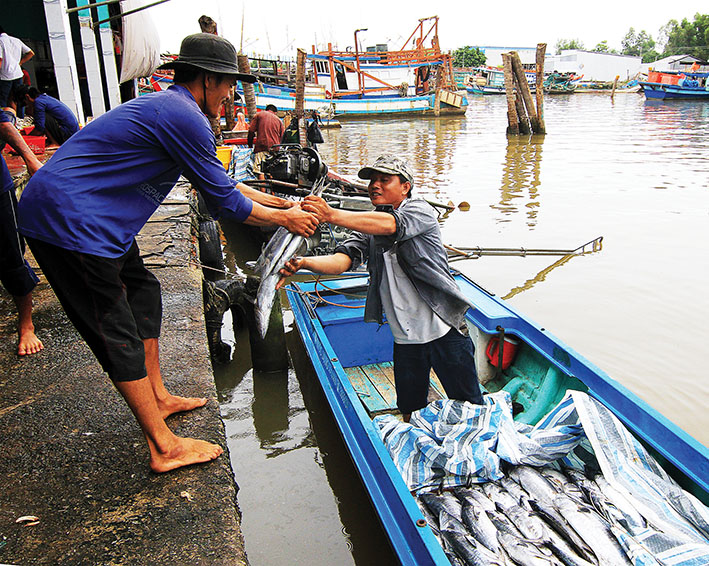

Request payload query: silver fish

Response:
[440,513,502,566]
[500,476,533,511]
[528,498,596,563]
[462,500,502,555]
[593,475,646,531]
[497,531,556,566]
[254,234,305,338]
[543,527,597,566]
[253,178,328,338]
[553,494,631,566]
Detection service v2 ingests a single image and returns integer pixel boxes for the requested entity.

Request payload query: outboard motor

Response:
[260,145,328,192]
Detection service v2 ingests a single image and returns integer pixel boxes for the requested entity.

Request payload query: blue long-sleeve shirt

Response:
[18,85,253,257]
[31,93,79,137]
[0,111,13,195]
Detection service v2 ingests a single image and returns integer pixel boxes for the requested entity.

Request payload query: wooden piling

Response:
[535,43,546,134]
[295,49,307,146]
[237,54,257,119]
[502,53,519,135]
[510,51,539,133]
[515,92,531,134]
[611,75,619,100]
[434,66,443,116]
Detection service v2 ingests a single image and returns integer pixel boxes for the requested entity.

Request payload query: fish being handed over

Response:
[253,177,328,338]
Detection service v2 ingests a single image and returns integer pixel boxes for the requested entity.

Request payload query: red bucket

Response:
[485,335,519,370]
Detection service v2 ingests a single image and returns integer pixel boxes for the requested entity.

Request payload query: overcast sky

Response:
[147,0,706,57]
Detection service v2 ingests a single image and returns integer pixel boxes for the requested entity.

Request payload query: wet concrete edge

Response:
[0,178,248,565]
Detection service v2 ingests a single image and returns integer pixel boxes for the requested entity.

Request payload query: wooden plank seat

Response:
[344,363,447,416]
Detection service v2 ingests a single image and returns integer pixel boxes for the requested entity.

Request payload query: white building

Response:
[641,54,709,74]
[545,50,642,82]
[471,46,539,67]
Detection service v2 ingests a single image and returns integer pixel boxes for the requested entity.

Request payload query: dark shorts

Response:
[393,328,483,414]
[44,114,74,145]
[26,237,162,382]
[0,189,39,297]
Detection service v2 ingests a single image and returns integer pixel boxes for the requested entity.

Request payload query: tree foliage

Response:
[592,40,618,54]
[452,46,486,67]
[555,39,584,54]
[660,13,709,60]
[621,28,659,62]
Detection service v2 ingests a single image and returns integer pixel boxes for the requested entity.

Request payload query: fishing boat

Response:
[543,72,578,94]
[639,70,709,100]
[285,271,709,565]
[466,67,537,95]
[466,67,506,95]
[246,16,466,118]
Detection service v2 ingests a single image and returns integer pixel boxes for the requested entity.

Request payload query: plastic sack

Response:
[119,0,161,83]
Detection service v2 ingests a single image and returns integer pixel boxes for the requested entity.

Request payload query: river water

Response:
[215,93,709,565]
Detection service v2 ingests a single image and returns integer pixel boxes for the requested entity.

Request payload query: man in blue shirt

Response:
[23,86,80,145]
[0,109,43,356]
[17,33,320,473]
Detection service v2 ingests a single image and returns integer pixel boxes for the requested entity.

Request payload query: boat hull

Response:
[640,82,709,100]
[286,272,709,565]
[254,90,467,118]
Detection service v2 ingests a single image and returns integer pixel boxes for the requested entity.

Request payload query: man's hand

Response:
[302,195,334,223]
[25,155,43,177]
[279,256,305,279]
[275,256,306,290]
[281,205,319,237]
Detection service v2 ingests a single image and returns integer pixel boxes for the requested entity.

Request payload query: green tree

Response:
[555,39,584,54]
[660,13,709,60]
[621,28,659,62]
[452,46,486,67]
[592,40,618,54]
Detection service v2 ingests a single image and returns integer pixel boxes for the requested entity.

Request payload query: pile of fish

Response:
[416,464,643,566]
[253,176,329,339]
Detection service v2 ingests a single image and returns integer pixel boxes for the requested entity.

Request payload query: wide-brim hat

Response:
[358,154,414,187]
[158,33,256,83]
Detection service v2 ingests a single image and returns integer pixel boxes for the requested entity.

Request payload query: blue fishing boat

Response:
[640,70,709,100]
[285,272,709,566]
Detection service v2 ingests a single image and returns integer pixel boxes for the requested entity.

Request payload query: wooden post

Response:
[237,54,257,119]
[434,66,442,116]
[515,92,531,134]
[535,43,546,134]
[611,75,619,100]
[502,53,519,135]
[295,49,307,146]
[225,90,236,131]
[510,51,539,133]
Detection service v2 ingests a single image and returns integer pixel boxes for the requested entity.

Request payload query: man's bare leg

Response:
[143,338,207,419]
[14,292,43,356]
[114,377,222,473]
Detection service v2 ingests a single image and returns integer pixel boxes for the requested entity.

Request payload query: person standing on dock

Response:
[279,154,483,420]
[0,109,43,356]
[0,25,34,109]
[247,104,284,180]
[16,33,320,473]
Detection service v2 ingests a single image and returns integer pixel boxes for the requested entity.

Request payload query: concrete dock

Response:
[0,172,247,565]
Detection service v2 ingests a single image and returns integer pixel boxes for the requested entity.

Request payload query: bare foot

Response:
[18,328,44,356]
[150,437,223,473]
[157,394,208,419]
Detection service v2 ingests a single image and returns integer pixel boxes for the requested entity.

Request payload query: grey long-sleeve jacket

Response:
[334,198,474,330]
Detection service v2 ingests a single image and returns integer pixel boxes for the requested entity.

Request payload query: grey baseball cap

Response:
[358,154,414,187]
[159,33,257,83]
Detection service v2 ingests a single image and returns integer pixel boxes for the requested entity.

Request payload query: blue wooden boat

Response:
[285,272,709,566]
[640,70,709,100]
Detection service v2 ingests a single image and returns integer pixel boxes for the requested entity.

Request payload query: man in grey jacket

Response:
[279,154,482,419]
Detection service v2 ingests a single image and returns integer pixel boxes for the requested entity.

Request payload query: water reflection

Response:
[494,134,545,227]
